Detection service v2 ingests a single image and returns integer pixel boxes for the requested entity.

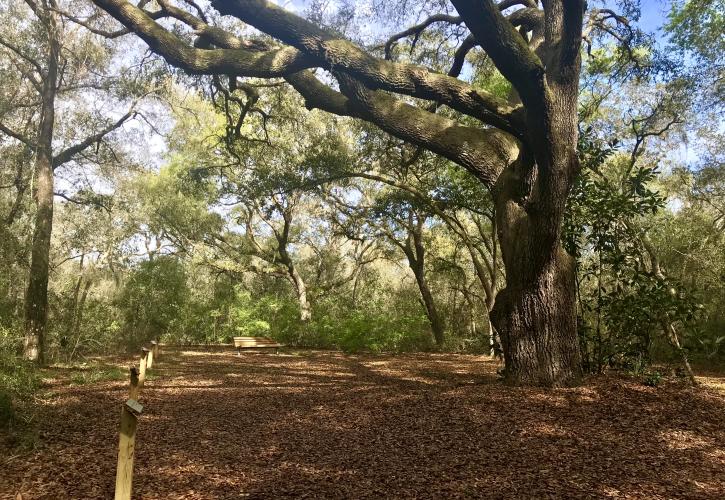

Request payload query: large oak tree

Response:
[88,0,604,385]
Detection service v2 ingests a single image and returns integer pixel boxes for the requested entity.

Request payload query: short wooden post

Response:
[137,348,150,392]
[115,368,143,500]
[146,344,154,370]
[151,341,159,364]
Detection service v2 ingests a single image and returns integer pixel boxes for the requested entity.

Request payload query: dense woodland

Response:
[1,0,723,398]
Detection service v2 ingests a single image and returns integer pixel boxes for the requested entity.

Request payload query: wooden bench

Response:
[233,336,282,355]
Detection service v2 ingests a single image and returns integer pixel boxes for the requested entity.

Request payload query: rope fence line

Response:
[114,340,161,500]
[112,339,267,498]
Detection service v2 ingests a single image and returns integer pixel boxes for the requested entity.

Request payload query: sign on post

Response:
[114,368,141,500]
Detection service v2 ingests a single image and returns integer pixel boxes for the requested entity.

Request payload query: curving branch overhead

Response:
[89,0,553,187]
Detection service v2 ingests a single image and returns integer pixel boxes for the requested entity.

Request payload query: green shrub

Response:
[0,360,41,398]
[69,366,126,385]
[0,327,42,430]
[118,256,188,348]
[302,296,431,353]
[643,371,662,387]
[0,390,13,428]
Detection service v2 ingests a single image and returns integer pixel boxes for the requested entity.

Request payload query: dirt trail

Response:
[1,349,724,499]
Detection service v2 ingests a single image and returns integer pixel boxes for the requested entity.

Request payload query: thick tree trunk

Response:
[491,247,581,386]
[485,0,585,384]
[491,170,582,386]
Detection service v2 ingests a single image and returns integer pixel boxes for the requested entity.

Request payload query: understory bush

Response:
[0,327,41,429]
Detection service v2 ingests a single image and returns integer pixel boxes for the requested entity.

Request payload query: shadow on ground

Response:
[1,349,724,499]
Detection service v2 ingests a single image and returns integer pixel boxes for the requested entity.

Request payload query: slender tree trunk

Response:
[412,266,445,346]
[69,279,92,362]
[24,14,59,363]
[661,318,697,386]
[465,238,500,355]
[641,234,698,386]
[64,255,85,339]
[351,268,361,309]
[402,227,445,347]
[5,150,31,226]
[274,204,311,322]
[288,263,312,322]
[24,149,55,363]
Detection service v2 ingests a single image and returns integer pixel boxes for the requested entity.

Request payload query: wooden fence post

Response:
[115,367,143,500]
[137,349,150,393]
[151,341,159,364]
[146,344,154,370]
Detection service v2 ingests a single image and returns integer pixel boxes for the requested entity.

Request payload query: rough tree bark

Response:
[90,0,596,385]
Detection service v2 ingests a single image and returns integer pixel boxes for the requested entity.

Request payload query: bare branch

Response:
[0,121,35,147]
[0,35,43,73]
[91,0,317,77]
[507,7,544,30]
[51,6,167,38]
[498,0,537,10]
[286,71,521,188]
[52,106,137,168]
[448,34,476,77]
[384,13,463,60]
[53,191,112,213]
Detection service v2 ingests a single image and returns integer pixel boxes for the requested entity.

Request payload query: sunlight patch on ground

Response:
[660,429,716,451]
[179,350,226,357]
[532,423,570,438]
[572,387,600,403]
[143,413,172,422]
[700,376,725,393]
[527,393,569,407]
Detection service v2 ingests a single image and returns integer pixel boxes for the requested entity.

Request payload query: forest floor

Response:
[1,348,724,499]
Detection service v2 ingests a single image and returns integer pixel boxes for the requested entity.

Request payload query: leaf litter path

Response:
[2,349,724,499]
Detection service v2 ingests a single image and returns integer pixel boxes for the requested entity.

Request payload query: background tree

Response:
[0,0,148,363]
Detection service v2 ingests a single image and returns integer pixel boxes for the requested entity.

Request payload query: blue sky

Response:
[638,0,674,35]
[281,0,678,46]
